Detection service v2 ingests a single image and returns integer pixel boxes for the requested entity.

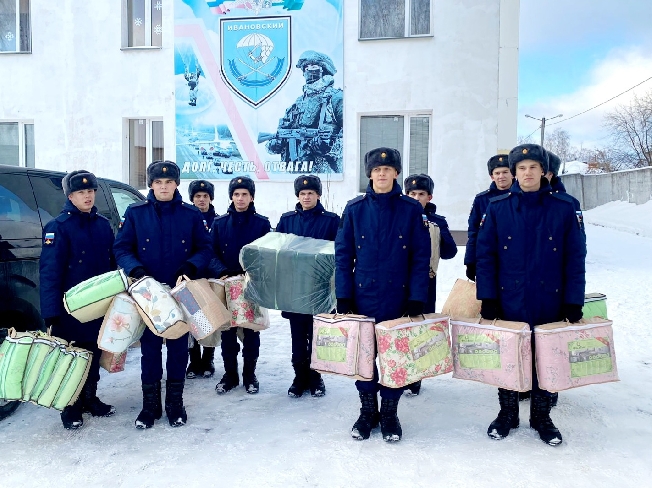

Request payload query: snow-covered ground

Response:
[583,200,652,238]
[2,203,652,488]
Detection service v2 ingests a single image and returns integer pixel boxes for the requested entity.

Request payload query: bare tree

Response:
[544,127,572,162]
[603,90,652,168]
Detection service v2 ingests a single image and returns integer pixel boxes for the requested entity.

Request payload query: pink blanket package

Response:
[376,314,452,389]
[534,317,618,392]
[310,314,375,381]
[450,318,532,392]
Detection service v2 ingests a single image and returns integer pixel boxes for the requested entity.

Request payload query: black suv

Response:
[0,165,145,420]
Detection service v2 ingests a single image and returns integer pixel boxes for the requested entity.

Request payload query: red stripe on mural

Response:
[175,23,270,179]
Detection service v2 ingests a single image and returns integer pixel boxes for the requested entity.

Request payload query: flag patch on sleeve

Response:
[44,232,55,244]
[119,217,125,229]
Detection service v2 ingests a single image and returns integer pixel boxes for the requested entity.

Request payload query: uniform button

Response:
[82,251,85,254]
[555,289,559,292]
[185,249,188,252]
[504,246,508,249]
[501,286,504,290]
[182,240,185,243]
[553,248,557,251]
[362,235,365,239]
[403,245,406,249]
[146,239,149,242]
[399,235,403,239]
[225,243,228,246]
[549,237,553,240]
[79,260,82,263]
[357,245,360,249]
[359,283,362,287]
[372,279,375,283]
[142,248,146,251]
[508,236,512,240]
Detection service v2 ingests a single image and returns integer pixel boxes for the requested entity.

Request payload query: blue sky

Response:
[517,0,652,147]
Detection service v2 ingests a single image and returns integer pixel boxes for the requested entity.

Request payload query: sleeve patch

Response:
[576,211,583,227]
[480,213,486,227]
[118,217,125,229]
[44,232,55,244]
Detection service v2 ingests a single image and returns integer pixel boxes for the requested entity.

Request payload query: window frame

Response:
[0,0,31,53]
[0,120,35,168]
[122,117,164,190]
[358,112,432,193]
[358,0,433,41]
[120,0,163,50]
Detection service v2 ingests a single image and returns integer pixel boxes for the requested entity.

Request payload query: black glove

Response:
[336,298,354,314]
[406,300,424,317]
[480,299,501,320]
[175,262,197,281]
[561,303,583,323]
[130,266,147,280]
[465,264,476,282]
[44,316,60,330]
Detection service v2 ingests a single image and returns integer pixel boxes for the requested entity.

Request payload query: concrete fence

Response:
[560,167,652,210]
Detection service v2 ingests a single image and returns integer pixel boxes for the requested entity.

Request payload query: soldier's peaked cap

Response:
[487,154,510,175]
[296,51,336,76]
[62,170,98,196]
[189,180,215,201]
[404,174,434,195]
[547,150,562,177]
[228,176,255,199]
[508,144,549,176]
[147,160,181,187]
[364,147,402,178]
[294,175,322,196]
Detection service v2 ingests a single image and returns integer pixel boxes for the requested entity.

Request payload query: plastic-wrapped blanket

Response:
[451,318,532,392]
[583,292,608,319]
[240,232,335,315]
[171,277,230,340]
[310,314,375,381]
[224,276,269,331]
[128,276,188,339]
[376,314,453,388]
[63,269,129,323]
[97,293,145,353]
[534,317,618,392]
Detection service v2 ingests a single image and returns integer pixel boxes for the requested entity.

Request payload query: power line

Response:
[548,75,652,126]
[525,125,541,140]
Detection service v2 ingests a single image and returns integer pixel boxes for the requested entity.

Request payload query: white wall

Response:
[0,0,519,230]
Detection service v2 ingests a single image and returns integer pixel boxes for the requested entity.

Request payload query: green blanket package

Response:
[583,292,607,319]
[52,349,92,411]
[240,232,335,315]
[63,269,129,322]
[0,331,35,400]
[36,350,75,408]
[22,335,68,402]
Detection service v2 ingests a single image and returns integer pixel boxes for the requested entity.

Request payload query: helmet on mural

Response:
[296,50,337,76]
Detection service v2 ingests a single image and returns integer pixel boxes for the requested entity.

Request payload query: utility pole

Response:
[524,113,563,147]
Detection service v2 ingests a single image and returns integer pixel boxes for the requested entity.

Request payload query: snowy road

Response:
[2,224,651,488]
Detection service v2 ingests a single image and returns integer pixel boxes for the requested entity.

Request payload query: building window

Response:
[0,121,35,167]
[0,0,31,53]
[359,0,431,40]
[123,0,162,48]
[359,114,430,192]
[126,119,164,189]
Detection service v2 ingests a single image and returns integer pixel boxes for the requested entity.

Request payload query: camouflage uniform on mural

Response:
[262,50,344,173]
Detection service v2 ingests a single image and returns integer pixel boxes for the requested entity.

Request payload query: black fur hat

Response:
[364,147,402,178]
[547,151,562,176]
[294,175,322,196]
[62,170,98,196]
[147,160,181,187]
[508,144,549,176]
[487,154,510,175]
[189,180,215,201]
[228,176,255,199]
[403,174,434,195]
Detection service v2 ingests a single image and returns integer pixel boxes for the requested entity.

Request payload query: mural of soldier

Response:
[185,65,201,106]
[259,50,344,173]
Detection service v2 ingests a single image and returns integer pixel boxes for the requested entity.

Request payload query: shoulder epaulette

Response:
[129,200,149,208]
[215,213,229,221]
[489,192,512,203]
[347,195,365,206]
[550,192,575,205]
[280,210,296,218]
[252,212,270,221]
[475,189,491,198]
[54,212,72,223]
[97,213,110,222]
[323,210,339,219]
[181,202,201,212]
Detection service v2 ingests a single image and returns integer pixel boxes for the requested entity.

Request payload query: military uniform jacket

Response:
[201,204,217,231]
[476,179,586,326]
[276,201,340,241]
[113,190,213,286]
[40,200,115,342]
[335,182,431,323]
[424,202,457,261]
[464,182,510,265]
[208,203,270,278]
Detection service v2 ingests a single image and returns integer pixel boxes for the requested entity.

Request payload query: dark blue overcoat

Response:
[464,182,510,265]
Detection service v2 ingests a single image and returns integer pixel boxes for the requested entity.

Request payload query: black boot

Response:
[186,342,202,379]
[288,361,310,398]
[380,397,403,442]
[518,391,531,401]
[550,392,558,407]
[309,369,326,397]
[243,358,259,394]
[530,392,563,446]
[404,380,421,397]
[135,381,162,429]
[81,381,116,417]
[487,388,520,440]
[61,397,84,430]
[165,380,188,427]
[351,392,379,440]
[201,347,216,378]
[215,356,239,394]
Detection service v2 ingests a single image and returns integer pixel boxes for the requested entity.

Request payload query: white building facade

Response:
[0,0,519,229]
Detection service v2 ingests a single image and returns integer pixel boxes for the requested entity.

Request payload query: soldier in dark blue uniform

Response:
[276,175,340,398]
[402,173,458,396]
[209,176,271,395]
[113,161,213,429]
[335,148,430,442]
[40,170,116,430]
[545,150,583,214]
[464,155,513,281]
[186,179,218,380]
[476,144,586,446]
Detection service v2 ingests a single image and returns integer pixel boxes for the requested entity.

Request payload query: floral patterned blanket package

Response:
[171,277,230,340]
[128,277,188,339]
[376,314,453,389]
[310,314,375,381]
[63,269,129,323]
[534,317,618,392]
[451,318,532,392]
[99,350,127,374]
[224,276,269,331]
[97,293,145,353]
